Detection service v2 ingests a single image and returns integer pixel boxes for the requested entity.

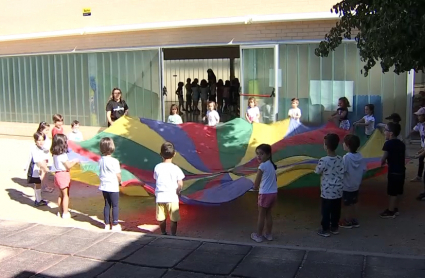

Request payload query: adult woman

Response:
[106,88,129,127]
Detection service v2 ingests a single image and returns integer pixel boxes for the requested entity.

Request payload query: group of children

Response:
[24,100,425,239]
[176,77,240,116]
[26,114,83,220]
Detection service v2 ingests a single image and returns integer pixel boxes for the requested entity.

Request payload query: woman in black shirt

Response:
[106,88,129,127]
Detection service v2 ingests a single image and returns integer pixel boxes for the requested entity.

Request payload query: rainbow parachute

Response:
[68,116,387,205]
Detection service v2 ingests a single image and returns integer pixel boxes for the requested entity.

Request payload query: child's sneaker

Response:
[394,208,400,216]
[410,176,422,182]
[416,193,425,201]
[317,229,331,237]
[339,219,353,229]
[34,200,48,207]
[330,227,339,235]
[62,212,71,219]
[380,209,395,219]
[351,219,360,228]
[104,224,110,231]
[263,234,273,241]
[250,233,263,243]
[111,224,122,231]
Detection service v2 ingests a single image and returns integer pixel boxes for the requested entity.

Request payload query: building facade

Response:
[0,0,414,137]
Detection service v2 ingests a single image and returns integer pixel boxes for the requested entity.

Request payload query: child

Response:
[35,122,54,192]
[67,120,84,142]
[191,79,200,114]
[246,97,260,124]
[223,80,231,113]
[352,104,375,137]
[153,142,185,236]
[52,114,64,138]
[314,133,345,237]
[203,101,220,127]
[339,134,366,229]
[37,122,51,153]
[330,97,350,130]
[176,81,185,113]
[288,98,301,122]
[50,134,79,219]
[185,78,192,113]
[409,108,425,183]
[380,122,406,218]
[98,137,122,231]
[377,113,403,141]
[200,79,209,113]
[216,79,224,113]
[167,104,183,125]
[27,132,50,207]
[250,144,278,243]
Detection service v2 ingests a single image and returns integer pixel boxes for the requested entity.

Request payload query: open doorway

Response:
[162,45,240,123]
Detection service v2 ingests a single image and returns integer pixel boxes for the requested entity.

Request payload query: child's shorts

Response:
[200,93,208,102]
[27,176,41,184]
[258,193,277,208]
[156,202,180,222]
[54,171,71,189]
[342,190,358,206]
[387,173,405,196]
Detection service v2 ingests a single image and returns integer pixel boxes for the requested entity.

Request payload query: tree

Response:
[315,0,425,76]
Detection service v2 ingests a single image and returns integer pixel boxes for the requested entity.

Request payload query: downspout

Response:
[0,12,339,42]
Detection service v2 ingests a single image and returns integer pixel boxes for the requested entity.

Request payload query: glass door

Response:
[159,48,166,121]
[240,45,279,123]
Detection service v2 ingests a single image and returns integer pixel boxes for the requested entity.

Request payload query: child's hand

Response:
[176,188,182,196]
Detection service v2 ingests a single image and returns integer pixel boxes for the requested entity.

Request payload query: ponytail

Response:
[269,155,277,170]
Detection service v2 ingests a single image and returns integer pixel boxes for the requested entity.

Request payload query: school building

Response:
[0,0,422,138]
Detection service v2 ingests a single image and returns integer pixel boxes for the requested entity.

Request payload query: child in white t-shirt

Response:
[154,142,185,236]
[98,137,122,231]
[167,104,183,125]
[245,97,260,124]
[250,144,278,243]
[37,122,52,153]
[353,104,375,138]
[51,134,79,219]
[288,98,301,122]
[67,120,84,142]
[203,101,220,127]
[26,132,50,207]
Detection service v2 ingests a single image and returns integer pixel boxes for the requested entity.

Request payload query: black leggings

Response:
[102,191,119,225]
[418,156,424,177]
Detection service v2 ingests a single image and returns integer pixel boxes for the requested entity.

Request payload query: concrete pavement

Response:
[1,219,424,278]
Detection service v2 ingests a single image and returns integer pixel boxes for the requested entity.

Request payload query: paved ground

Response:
[1,134,425,269]
[1,219,425,278]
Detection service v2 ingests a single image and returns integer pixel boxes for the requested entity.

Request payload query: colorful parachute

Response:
[68,116,388,205]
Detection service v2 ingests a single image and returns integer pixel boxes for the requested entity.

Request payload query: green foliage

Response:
[315,0,425,76]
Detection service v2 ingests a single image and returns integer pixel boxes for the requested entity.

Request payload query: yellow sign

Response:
[83,8,91,16]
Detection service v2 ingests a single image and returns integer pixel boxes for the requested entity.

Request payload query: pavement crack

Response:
[293,250,309,278]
